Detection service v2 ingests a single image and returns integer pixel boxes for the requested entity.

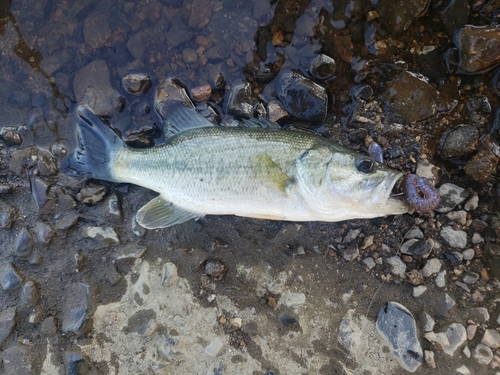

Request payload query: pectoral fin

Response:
[136,196,202,229]
[255,153,293,193]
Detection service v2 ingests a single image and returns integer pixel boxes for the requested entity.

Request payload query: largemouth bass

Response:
[64,102,408,229]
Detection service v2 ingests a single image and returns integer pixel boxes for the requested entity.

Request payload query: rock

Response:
[32,178,49,211]
[481,329,500,349]
[363,257,376,270]
[469,307,489,324]
[420,312,435,332]
[382,71,445,124]
[66,352,96,375]
[424,350,436,368]
[462,249,475,260]
[309,54,336,80]
[376,0,430,34]
[281,292,306,308]
[230,317,242,329]
[405,226,424,239]
[422,258,442,277]
[445,293,456,309]
[204,259,226,280]
[440,125,478,159]
[0,307,16,346]
[267,100,289,123]
[115,244,147,260]
[463,345,471,358]
[473,343,493,364]
[440,0,470,36]
[155,79,195,123]
[376,302,423,372]
[454,25,500,73]
[413,285,427,298]
[124,310,157,336]
[182,48,198,64]
[342,245,359,261]
[61,283,90,333]
[463,271,479,284]
[83,13,111,49]
[344,228,361,242]
[440,226,467,249]
[267,272,288,294]
[446,210,467,225]
[435,183,469,213]
[122,73,152,95]
[3,343,32,375]
[401,239,434,259]
[190,84,212,102]
[126,32,146,60]
[0,126,22,146]
[456,365,470,375]
[34,221,54,244]
[387,256,406,278]
[0,263,22,291]
[162,262,179,287]
[20,281,39,307]
[0,200,16,228]
[73,60,122,115]
[204,337,224,356]
[14,228,33,258]
[464,148,499,183]
[435,270,447,288]
[425,331,450,351]
[225,81,259,119]
[444,323,467,356]
[165,18,193,48]
[276,70,327,123]
[464,193,479,211]
[188,0,213,29]
[415,159,439,185]
[77,184,108,204]
[81,226,120,246]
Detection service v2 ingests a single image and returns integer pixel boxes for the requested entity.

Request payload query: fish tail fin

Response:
[63,106,124,181]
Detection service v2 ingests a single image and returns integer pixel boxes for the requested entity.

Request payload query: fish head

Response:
[325,151,408,216]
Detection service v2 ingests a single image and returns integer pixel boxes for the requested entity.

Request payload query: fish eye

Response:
[356,157,375,174]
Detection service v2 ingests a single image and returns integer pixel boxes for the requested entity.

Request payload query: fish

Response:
[63,101,409,229]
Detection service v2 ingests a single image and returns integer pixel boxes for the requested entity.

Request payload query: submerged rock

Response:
[454,25,500,73]
[225,81,259,119]
[377,301,423,372]
[122,73,152,95]
[309,54,336,80]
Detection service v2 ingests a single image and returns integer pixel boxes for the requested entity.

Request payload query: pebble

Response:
[446,210,467,225]
[413,285,427,298]
[440,226,467,249]
[464,193,479,211]
[405,226,424,239]
[309,54,336,80]
[376,0,430,34]
[190,84,212,102]
[344,228,361,242]
[363,257,376,270]
[420,312,435,332]
[61,283,90,333]
[0,200,16,229]
[424,331,450,351]
[0,307,17,346]
[225,81,259,119]
[230,317,242,329]
[77,184,108,204]
[482,329,500,349]
[162,262,179,287]
[15,228,33,258]
[35,221,54,245]
[424,350,436,368]
[401,239,434,259]
[204,337,224,356]
[422,258,442,277]
[467,324,477,340]
[3,343,32,375]
[122,73,152,95]
[83,13,110,49]
[445,293,456,309]
[464,149,499,183]
[387,256,406,278]
[73,60,122,115]
[281,291,306,308]
[456,365,470,375]
[474,343,493,365]
[115,244,147,260]
[376,301,423,372]
[165,18,193,48]
[20,281,39,307]
[415,159,439,185]
[471,233,484,244]
[435,270,447,288]
[126,32,145,60]
[444,323,467,356]
[462,249,475,261]
[463,345,471,358]
[204,259,227,280]
[463,272,479,284]
[67,352,95,375]
[81,226,120,246]
[470,307,490,324]
[454,25,500,73]
[435,183,469,213]
[0,263,23,291]
[342,245,359,261]
[268,272,288,294]
[440,125,479,159]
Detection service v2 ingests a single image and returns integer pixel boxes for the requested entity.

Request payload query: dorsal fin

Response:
[161,100,216,136]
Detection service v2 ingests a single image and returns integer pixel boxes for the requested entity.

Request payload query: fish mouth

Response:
[373,171,409,213]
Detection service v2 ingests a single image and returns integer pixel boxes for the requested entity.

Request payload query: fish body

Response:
[64,103,408,229]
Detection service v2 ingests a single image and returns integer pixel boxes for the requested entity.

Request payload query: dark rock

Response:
[40,316,58,337]
[122,73,152,95]
[382,71,445,124]
[0,263,22,291]
[3,343,32,375]
[464,148,499,183]
[32,177,49,211]
[400,239,434,259]
[276,70,327,123]
[376,301,423,372]
[190,84,212,102]
[376,0,430,34]
[454,25,500,73]
[73,60,122,115]
[0,126,23,146]
[15,228,33,258]
[0,307,17,346]
[76,184,108,204]
[441,0,470,36]
[435,183,469,213]
[440,125,478,159]
[155,79,194,124]
[309,54,336,80]
[20,281,39,307]
[62,283,90,333]
[67,352,97,375]
[204,259,226,280]
[0,200,16,229]
[55,212,79,231]
[225,81,259,119]
[124,309,157,335]
[35,221,54,244]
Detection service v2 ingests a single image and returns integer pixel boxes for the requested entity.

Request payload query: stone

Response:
[83,13,111,49]
[463,272,479,284]
[363,257,376,270]
[14,228,33,258]
[462,249,475,261]
[35,221,54,244]
[309,54,336,80]
[162,262,179,287]
[281,292,306,308]
[225,81,259,119]
[0,263,22,291]
[66,352,95,375]
[435,270,447,288]
[463,345,471,358]
[190,84,212,102]
[387,256,406,278]
[424,350,436,368]
[344,228,361,242]
[376,0,430,34]
[0,200,16,228]
[445,293,456,309]
[204,337,224,356]
[467,324,477,340]
[230,317,242,329]
[469,307,489,324]
[446,210,467,225]
[73,60,122,115]
[456,365,470,375]
[454,25,500,73]
[413,285,427,298]
[122,74,152,95]
[267,101,289,123]
[420,312,435,332]
[440,226,467,249]
[165,18,193,48]
[422,258,442,277]
[464,148,499,183]
[182,48,198,64]
[81,226,120,246]
[473,343,493,365]
[424,331,450,351]
[464,193,479,211]
[276,70,327,123]
[62,283,90,333]
[444,323,467,356]
[401,239,434,259]
[435,183,469,213]
[20,281,39,307]
[376,302,423,372]
[0,307,17,346]
[415,159,439,185]
[440,125,478,159]
[127,32,146,60]
[481,329,500,349]
[115,244,147,260]
[77,184,108,204]
[441,0,470,36]
[342,245,359,261]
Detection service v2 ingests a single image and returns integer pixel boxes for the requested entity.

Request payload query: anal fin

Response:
[136,196,202,229]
